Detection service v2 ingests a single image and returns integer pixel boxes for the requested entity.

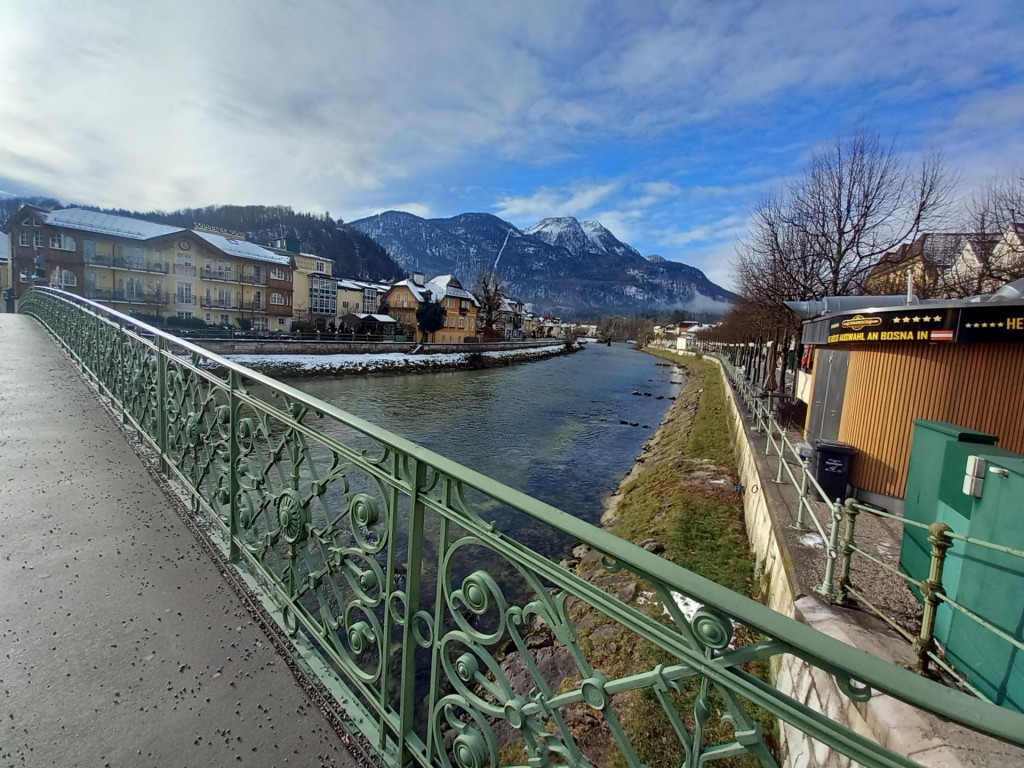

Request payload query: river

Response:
[284,342,686,540]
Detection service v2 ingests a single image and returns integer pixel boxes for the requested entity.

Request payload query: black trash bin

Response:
[811,439,857,503]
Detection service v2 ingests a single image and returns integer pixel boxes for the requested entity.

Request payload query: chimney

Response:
[412,271,425,287]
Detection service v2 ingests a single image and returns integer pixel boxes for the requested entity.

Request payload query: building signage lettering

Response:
[809,306,1024,346]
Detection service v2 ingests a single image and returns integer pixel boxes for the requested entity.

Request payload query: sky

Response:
[1,0,1022,290]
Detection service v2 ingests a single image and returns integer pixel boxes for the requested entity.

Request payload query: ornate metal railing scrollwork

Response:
[19,287,1024,768]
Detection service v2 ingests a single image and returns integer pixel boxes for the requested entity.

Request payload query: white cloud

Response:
[494,181,621,222]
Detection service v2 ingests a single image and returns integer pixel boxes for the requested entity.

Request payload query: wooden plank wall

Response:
[838,343,1024,499]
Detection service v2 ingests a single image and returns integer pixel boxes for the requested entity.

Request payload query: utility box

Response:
[902,420,1024,711]
[947,455,1024,710]
[902,421,999,607]
[811,439,857,502]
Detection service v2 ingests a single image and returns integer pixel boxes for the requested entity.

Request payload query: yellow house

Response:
[385,273,479,343]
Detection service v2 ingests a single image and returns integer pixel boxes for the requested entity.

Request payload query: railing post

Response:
[791,458,810,531]
[915,522,953,674]
[816,501,843,599]
[227,370,241,562]
[398,457,427,762]
[836,499,860,601]
[155,337,169,474]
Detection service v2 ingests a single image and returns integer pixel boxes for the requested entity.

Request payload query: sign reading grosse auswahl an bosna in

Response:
[802,304,1024,346]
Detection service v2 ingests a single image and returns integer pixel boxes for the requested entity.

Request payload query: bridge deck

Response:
[0,315,362,767]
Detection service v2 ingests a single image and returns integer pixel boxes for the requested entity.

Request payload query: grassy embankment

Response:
[514,348,776,767]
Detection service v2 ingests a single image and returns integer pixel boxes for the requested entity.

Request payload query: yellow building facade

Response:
[385,274,479,343]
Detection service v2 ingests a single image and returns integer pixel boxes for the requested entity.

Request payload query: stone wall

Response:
[190,338,563,356]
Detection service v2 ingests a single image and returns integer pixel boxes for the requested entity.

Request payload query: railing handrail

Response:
[21,286,1024,748]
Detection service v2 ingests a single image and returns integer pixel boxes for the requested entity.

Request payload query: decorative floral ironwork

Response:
[19,287,1024,768]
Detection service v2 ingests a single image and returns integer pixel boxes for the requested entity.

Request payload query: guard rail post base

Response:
[836,498,861,604]
[915,522,953,674]
[790,458,811,532]
[815,501,844,600]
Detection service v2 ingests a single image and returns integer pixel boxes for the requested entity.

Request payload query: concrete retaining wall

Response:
[191,339,563,356]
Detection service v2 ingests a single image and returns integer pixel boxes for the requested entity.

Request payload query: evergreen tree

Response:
[415,295,447,343]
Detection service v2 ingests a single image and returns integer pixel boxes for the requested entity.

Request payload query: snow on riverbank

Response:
[226,343,573,375]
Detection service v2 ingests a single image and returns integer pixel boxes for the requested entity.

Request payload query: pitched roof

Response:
[44,208,185,241]
[193,230,291,265]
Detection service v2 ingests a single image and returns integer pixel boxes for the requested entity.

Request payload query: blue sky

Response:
[1,0,1022,289]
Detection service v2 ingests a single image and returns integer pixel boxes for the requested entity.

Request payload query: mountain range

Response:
[349,211,733,317]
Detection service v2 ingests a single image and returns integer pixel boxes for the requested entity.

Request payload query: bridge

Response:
[5,286,1024,768]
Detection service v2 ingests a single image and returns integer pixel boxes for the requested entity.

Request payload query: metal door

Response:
[808,349,849,441]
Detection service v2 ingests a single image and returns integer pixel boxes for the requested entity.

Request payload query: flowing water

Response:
[284,342,686,533]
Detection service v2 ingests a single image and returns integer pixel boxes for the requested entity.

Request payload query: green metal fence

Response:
[685,339,1024,701]
[20,287,1024,767]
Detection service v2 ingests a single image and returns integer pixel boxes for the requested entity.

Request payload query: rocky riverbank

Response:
[224,342,582,377]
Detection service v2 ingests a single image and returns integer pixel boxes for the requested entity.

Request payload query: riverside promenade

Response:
[0,315,361,767]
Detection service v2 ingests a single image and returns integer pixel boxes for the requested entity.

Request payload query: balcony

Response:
[85,254,170,274]
[174,294,197,306]
[240,299,265,312]
[200,267,266,286]
[173,264,196,276]
[200,267,237,283]
[85,288,169,305]
[200,296,239,310]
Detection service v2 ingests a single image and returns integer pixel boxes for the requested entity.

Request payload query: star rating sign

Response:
[893,317,901,324]
[933,316,942,322]
[912,315,921,322]
[902,316,911,323]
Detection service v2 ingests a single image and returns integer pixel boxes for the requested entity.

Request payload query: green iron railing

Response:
[676,340,1024,703]
[20,287,1024,768]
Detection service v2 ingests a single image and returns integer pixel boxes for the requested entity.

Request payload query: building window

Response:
[123,245,144,270]
[251,266,263,284]
[176,281,194,304]
[62,271,78,287]
[83,240,96,261]
[271,293,285,305]
[316,260,327,273]
[271,267,285,280]
[341,300,349,309]
[177,311,193,320]
[220,314,230,325]
[33,232,43,247]
[310,276,337,315]
[206,314,212,323]
[278,317,286,326]
[458,317,466,329]
[19,232,29,246]
[362,288,377,313]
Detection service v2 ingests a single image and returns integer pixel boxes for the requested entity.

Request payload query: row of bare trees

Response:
[705,128,1023,395]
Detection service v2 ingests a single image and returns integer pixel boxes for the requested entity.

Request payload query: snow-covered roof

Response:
[337,279,364,291]
[44,208,185,241]
[390,278,429,302]
[356,313,397,323]
[389,275,480,306]
[193,230,291,265]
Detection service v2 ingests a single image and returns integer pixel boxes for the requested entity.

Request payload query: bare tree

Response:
[941,173,1024,297]
[475,269,504,330]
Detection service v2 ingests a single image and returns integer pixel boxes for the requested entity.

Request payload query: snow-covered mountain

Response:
[349,211,734,317]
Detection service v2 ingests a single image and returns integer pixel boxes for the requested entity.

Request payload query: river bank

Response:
[226,341,581,377]
[498,350,774,766]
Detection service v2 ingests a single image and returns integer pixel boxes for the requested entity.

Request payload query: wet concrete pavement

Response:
[0,315,362,767]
